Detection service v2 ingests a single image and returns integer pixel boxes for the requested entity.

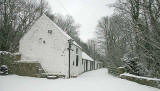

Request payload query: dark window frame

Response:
[76,55,79,66]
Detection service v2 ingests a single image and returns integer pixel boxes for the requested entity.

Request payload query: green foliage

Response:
[0,52,18,74]
[117,67,126,75]
[107,65,119,76]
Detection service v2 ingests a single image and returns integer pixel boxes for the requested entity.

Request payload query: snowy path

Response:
[0,69,159,91]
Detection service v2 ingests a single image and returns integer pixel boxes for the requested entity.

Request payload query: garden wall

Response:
[13,62,45,77]
[120,73,160,89]
[0,51,45,77]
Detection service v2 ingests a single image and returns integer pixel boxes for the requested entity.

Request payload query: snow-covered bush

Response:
[121,52,147,76]
[117,67,126,75]
[108,66,119,76]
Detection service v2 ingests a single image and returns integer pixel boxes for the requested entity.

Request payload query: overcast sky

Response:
[46,0,116,42]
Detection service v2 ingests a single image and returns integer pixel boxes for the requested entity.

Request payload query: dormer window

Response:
[48,30,52,34]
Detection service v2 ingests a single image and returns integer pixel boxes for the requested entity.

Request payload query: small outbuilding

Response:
[82,52,95,72]
[82,52,103,72]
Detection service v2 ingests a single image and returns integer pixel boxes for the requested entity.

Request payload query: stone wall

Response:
[13,62,45,77]
[0,51,45,77]
[120,74,160,89]
[108,67,126,76]
[108,66,160,89]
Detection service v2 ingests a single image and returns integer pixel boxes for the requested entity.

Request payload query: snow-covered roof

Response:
[43,14,81,48]
[82,52,94,61]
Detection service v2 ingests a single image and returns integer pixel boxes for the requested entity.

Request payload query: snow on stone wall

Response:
[120,73,160,89]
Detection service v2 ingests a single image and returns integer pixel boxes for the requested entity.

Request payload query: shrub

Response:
[0,51,20,74]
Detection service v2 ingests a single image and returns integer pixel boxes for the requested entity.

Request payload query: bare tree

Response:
[111,0,160,77]
[0,0,50,52]
[96,14,132,68]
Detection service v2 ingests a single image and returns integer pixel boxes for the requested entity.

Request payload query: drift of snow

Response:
[0,51,20,56]
[0,69,159,91]
[0,51,12,55]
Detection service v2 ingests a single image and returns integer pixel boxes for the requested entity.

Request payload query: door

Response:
[86,61,88,71]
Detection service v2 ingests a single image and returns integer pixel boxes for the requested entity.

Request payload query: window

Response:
[76,48,78,54]
[90,62,92,70]
[73,61,74,66]
[86,61,88,71]
[76,55,79,66]
[82,59,83,64]
[76,48,79,66]
[43,40,46,44]
[48,30,52,34]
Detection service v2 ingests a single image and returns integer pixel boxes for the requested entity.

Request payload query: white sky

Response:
[46,0,116,42]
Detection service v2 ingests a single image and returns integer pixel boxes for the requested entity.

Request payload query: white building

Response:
[19,14,102,78]
[82,52,94,72]
[82,52,103,72]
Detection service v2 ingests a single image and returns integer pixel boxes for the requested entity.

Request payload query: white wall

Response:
[70,45,83,76]
[87,60,90,71]
[83,59,86,72]
[20,14,70,76]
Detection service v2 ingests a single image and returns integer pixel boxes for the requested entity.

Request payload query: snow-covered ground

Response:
[0,69,159,91]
